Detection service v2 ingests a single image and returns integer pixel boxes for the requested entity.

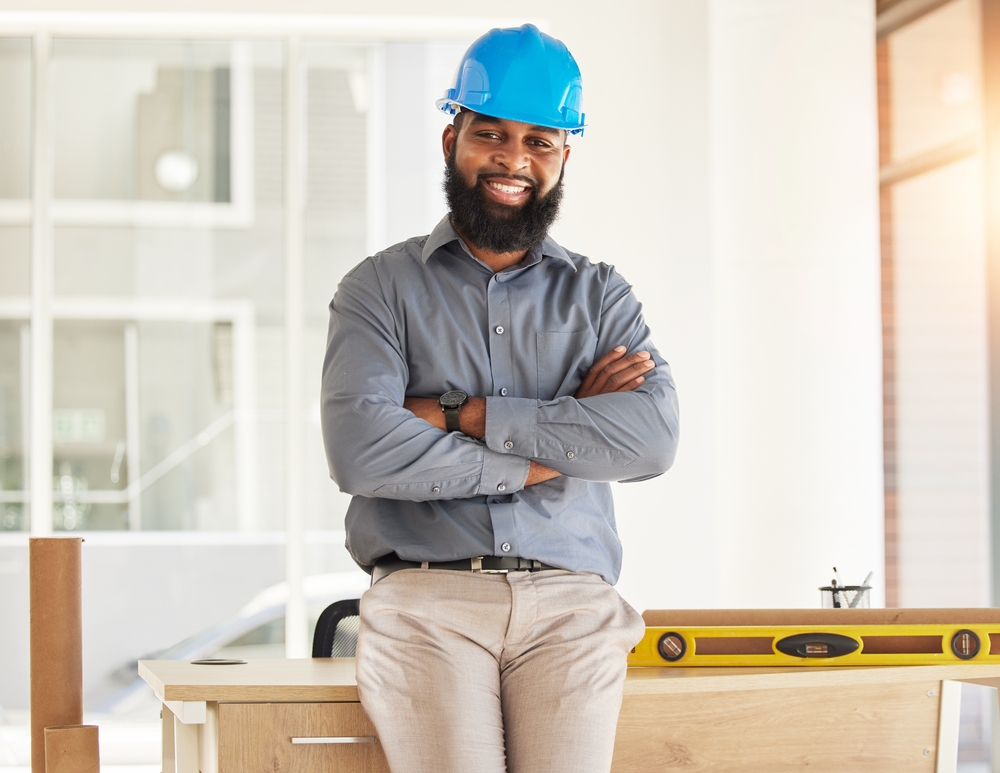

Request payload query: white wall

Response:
[597,2,719,612]
[710,0,884,607]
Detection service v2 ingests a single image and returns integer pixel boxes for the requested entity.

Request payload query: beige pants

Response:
[355,568,645,773]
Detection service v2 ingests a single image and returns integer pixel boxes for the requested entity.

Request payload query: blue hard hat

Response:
[436,24,586,135]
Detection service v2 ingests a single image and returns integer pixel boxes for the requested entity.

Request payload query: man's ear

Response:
[563,143,572,165]
[442,124,458,162]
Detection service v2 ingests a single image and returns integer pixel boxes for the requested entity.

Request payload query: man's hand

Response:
[575,346,655,399]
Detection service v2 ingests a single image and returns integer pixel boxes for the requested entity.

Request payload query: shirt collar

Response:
[421,215,577,272]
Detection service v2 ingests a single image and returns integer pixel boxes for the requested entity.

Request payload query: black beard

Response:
[443,146,564,254]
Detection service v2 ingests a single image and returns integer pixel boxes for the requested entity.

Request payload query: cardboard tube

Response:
[44,725,99,773]
[30,538,84,773]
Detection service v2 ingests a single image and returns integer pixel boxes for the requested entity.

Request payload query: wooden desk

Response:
[140,658,1000,773]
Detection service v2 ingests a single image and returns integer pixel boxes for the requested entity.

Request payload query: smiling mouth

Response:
[486,180,530,194]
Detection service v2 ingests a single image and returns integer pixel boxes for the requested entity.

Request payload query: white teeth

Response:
[488,181,527,194]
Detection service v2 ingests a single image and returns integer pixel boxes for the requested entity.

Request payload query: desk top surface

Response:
[139,658,1000,703]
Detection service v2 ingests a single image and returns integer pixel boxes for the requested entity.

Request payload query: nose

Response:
[492,136,530,171]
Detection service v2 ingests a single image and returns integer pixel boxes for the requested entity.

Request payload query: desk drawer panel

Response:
[612,680,940,773]
[219,702,389,773]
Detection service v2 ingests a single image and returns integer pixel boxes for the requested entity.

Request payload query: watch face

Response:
[439,390,468,409]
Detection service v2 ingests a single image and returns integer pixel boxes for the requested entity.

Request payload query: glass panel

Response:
[888,0,980,162]
[135,320,236,530]
[0,226,30,297]
[380,40,466,246]
[51,39,233,202]
[302,42,370,532]
[299,41,463,532]
[891,156,989,608]
[0,321,27,531]
[0,38,31,200]
[51,319,243,531]
[52,321,128,531]
[51,40,286,531]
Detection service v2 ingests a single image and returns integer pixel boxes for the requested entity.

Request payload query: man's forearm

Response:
[403,396,486,438]
[402,396,559,486]
[459,397,486,439]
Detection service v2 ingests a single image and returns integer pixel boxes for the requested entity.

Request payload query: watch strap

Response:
[444,407,462,432]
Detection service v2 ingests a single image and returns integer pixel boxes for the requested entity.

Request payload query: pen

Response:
[848,571,874,608]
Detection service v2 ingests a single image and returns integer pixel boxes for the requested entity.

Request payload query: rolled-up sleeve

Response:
[483,272,679,482]
[322,261,530,500]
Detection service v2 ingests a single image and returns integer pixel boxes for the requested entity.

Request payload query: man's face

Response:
[442,112,571,254]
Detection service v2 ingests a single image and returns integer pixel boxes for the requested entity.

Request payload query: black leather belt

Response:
[371,555,559,585]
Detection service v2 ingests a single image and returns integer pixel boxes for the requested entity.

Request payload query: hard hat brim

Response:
[435,99,586,136]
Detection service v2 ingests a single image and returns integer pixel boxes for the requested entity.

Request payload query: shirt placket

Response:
[486,272,517,557]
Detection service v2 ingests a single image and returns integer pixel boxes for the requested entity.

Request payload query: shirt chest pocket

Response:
[535,330,597,401]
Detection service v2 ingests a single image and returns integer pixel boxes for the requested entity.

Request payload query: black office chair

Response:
[312,598,361,657]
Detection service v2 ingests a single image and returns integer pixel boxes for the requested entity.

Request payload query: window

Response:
[877,0,989,609]
[0,23,478,540]
[0,37,32,531]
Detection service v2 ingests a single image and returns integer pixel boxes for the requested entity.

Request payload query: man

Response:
[321,23,678,773]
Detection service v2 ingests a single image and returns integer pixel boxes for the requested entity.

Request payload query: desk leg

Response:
[162,707,176,773]
[199,702,219,773]
[936,680,962,773]
[175,714,199,773]
[159,700,207,773]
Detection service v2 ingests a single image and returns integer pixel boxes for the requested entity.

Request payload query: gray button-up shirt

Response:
[321,217,679,584]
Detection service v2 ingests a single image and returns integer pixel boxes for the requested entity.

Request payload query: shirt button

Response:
[500,388,508,396]
[432,486,441,493]
[566,451,575,459]
[501,542,511,553]
[504,440,514,450]
[495,326,504,335]
[497,483,506,492]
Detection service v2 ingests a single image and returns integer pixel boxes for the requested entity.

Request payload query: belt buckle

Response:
[471,557,507,574]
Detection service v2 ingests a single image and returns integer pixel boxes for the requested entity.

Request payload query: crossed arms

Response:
[403,346,658,486]
[321,260,679,501]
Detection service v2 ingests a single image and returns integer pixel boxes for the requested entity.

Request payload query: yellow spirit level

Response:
[630,609,1000,667]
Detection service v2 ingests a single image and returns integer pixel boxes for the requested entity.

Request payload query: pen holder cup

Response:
[820,585,871,609]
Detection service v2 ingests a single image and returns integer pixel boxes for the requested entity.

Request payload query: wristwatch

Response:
[439,390,469,432]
